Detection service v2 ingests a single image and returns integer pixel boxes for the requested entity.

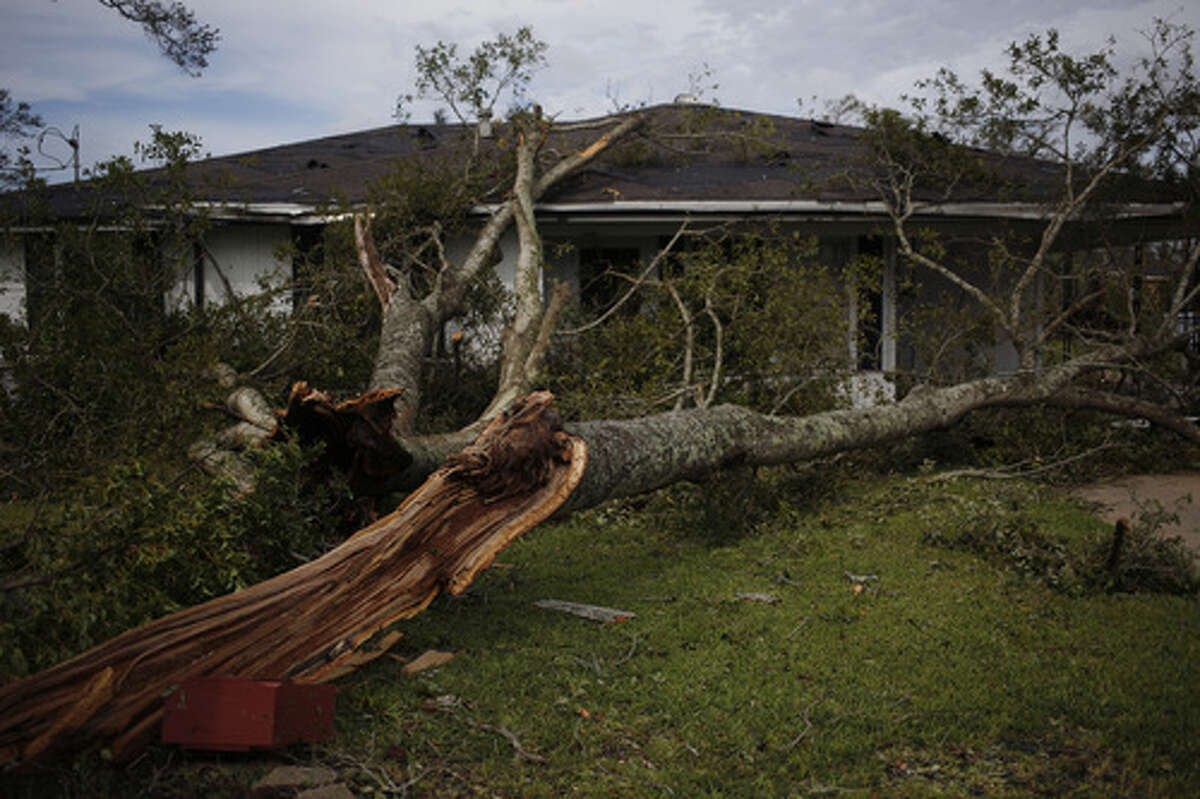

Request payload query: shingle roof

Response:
[4,104,1189,222]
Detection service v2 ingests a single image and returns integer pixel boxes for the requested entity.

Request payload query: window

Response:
[578,247,641,313]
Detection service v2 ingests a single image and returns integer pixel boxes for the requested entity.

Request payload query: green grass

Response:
[5,471,1200,797]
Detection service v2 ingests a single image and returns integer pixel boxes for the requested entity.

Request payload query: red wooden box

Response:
[162,676,337,751]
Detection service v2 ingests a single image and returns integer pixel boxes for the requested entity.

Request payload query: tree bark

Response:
[0,393,584,768]
[364,113,644,417]
[565,349,1200,511]
[8,336,1200,768]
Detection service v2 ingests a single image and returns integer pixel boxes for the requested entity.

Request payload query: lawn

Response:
[5,470,1199,797]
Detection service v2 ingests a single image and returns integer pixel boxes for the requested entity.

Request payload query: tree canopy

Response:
[97,0,220,75]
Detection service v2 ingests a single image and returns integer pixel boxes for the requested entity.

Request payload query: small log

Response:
[227,386,277,432]
[0,392,585,768]
[734,592,782,605]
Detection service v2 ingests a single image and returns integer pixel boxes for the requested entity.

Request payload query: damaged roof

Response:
[4,103,1190,223]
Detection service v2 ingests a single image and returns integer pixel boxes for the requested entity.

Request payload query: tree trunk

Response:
[7,344,1200,768]
[363,113,644,417]
[567,350,1200,510]
[0,394,584,768]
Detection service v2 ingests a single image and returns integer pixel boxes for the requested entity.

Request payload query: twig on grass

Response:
[455,714,548,764]
[735,591,782,604]
[572,652,603,676]
[787,616,810,639]
[782,692,826,751]
[534,599,636,623]
[612,632,640,667]
[432,697,547,764]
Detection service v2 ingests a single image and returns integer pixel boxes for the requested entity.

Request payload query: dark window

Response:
[578,247,641,313]
[291,224,324,311]
[857,236,884,370]
[192,241,206,308]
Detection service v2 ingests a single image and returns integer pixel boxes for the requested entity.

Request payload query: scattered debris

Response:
[401,650,457,676]
[423,694,466,712]
[533,599,635,623]
[845,572,880,597]
[252,766,338,791]
[844,572,880,584]
[787,616,811,639]
[735,591,782,604]
[454,714,547,764]
[422,694,545,763]
[296,783,356,799]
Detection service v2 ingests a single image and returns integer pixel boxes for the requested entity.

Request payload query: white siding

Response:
[443,230,518,355]
[168,223,292,313]
[0,239,25,324]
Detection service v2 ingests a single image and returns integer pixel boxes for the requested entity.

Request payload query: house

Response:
[2,102,1195,400]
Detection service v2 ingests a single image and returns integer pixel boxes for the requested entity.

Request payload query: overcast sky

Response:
[2,0,1198,182]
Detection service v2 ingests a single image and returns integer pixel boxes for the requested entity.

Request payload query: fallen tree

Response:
[0,393,584,766]
[7,342,1199,766]
[4,21,1200,770]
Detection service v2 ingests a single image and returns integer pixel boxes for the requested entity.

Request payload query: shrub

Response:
[918,482,1198,596]
[0,441,351,677]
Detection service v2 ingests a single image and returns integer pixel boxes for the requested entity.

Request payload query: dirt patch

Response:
[1072,473,1200,557]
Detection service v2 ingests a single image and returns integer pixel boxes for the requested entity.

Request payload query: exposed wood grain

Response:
[0,392,584,768]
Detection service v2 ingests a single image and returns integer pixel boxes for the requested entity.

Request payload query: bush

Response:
[0,130,307,490]
[1093,503,1200,595]
[0,441,352,677]
[917,481,1199,596]
[546,229,852,421]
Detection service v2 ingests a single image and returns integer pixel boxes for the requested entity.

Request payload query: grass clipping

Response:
[0,391,586,768]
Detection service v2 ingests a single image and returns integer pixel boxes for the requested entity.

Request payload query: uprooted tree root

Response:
[0,392,585,769]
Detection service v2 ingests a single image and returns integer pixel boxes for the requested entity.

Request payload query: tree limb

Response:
[355,211,398,311]
[560,221,689,336]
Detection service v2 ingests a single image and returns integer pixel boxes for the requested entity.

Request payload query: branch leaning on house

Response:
[364,111,645,415]
[560,222,690,336]
[191,112,646,489]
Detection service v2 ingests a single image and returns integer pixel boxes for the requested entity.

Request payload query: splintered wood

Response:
[276,381,412,499]
[0,392,586,768]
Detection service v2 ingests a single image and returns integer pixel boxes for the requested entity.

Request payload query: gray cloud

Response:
[1,0,1196,178]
